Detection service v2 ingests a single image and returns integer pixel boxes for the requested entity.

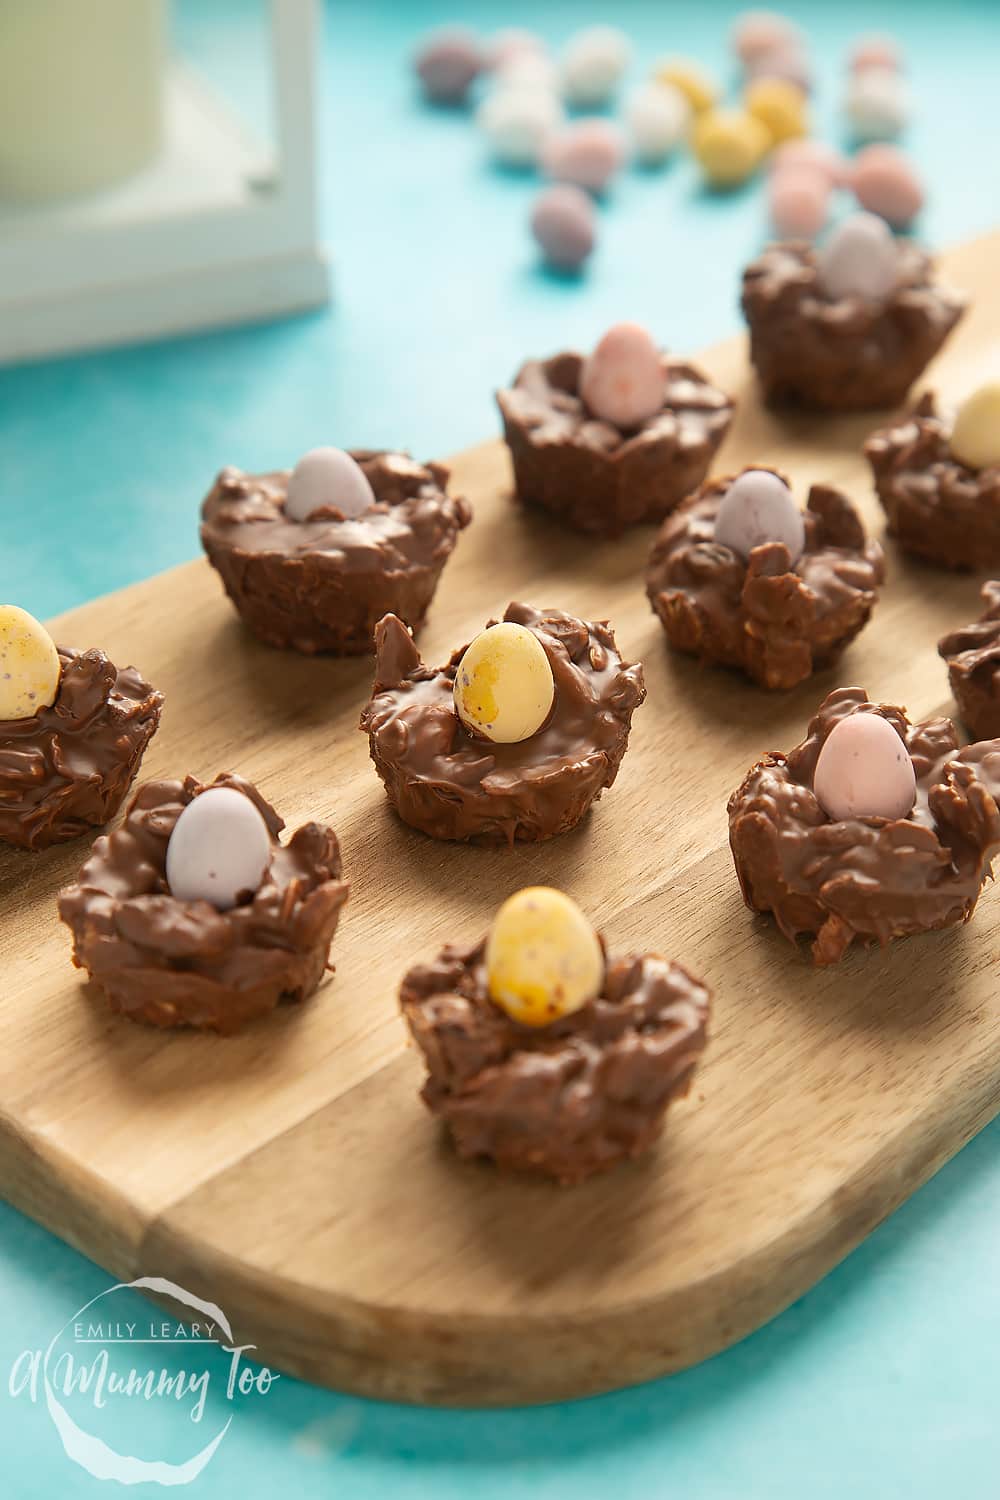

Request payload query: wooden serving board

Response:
[3,232,1000,1407]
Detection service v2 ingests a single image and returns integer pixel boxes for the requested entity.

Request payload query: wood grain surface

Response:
[2,231,999,1406]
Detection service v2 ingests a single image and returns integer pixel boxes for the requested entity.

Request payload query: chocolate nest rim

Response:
[939,580,1000,739]
[645,469,885,691]
[58,773,349,1033]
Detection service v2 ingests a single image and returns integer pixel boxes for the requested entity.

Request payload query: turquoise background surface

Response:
[2,1,999,1494]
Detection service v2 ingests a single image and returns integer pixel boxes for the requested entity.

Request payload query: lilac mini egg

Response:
[813,712,916,822]
[852,144,924,229]
[414,28,483,105]
[580,323,664,428]
[542,118,626,195]
[285,447,376,523]
[166,787,272,911]
[713,469,805,563]
[816,211,899,302]
[530,184,596,271]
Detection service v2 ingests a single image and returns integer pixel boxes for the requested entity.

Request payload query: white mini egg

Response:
[816,211,899,302]
[624,82,691,166]
[0,605,61,721]
[714,470,805,563]
[495,51,559,95]
[580,322,664,428]
[950,383,1000,471]
[486,885,604,1027]
[560,25,632,108]
[813,713,916,822]
[166,787,272,911]
[454,621,555,744]
[478,87,563,168]
[844,65,909,142]
[285,446,375,522]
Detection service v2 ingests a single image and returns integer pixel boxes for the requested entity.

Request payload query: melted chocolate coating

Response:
[645,470,885,690]
[360,603,645,844]
[939,581,1000,739]
[58,773,349,1033]
[200,450,472,655]
[496,352,734,537]
[400,938,710,1184]
[741,242,966,412]
[0,647,162,851]
[866,392,1000,570]
[728,686,1000,965]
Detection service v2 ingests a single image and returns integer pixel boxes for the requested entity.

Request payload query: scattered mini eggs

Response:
[479,87,563,169]
[414,28,482,105]
[950,384,1000,471]
[285,447,375,522]
[813,713,916,823]
[580,322,665,428]
[850,33,903,74]
[770,138,849,188]
[714,470,805,564]
[693,109,770,189]
[486,28,545,72]
[745,76,808,145]
[453,622,555,744]
[852,143,923,228]
[530,184,596,270]
[625,81,690,166]
[485,886,604,1027]
[816,212,899,302]
[0,605,61,721]
[732,10,804,67]
[495,50,560,95]
[769,165,829,239]
[844,65,909,142]
[560,25,632,108]
[166,787,272,911]
[542,118,626,194]
[745,44,813,94]
[653,58,718,115]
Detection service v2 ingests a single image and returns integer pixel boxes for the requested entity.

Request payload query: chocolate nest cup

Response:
[496,352,734,536]
[360,603,646,844]
[728,686,1000,965]
[400,938,710,1183]
[58,773,349,1033]
[939,581,1000,739]
[645,471,885,690]
[866,392,1000,569]
[0,647,162,852]
[741,242,966,412]
[200,451,472,655]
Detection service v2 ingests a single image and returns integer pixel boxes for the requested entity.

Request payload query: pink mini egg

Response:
[771,138,850,188]
[850,33,903,73]
[813,712,916,822]
[542,118,626,195]
[852,143,924,228]
[746,44,813,94]
[414,28,483,104]
[713,469,805,564]
[580,323,665,428]
[530,184,596,271]
[769,166,830,239]
[486,29,545,71]
[732,10,804,65]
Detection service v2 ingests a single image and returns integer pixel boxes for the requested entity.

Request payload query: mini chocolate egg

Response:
[479,86,563,168]
[852,144,923,229]
[285,446,375,522]
[844,65,909,142]
[454,622,555,744]
[771,138,849,187]
[745,76,808,145]
[485,886,604,1027]
[714,469,805,563]
[949,384,1000,471]
[813,713,916,822]
[530,184,596,271]
[769,165,830,239]
[542,118,626,194]
[625,81,690,166]
[166,787,272,911]
[414,28,483,105]
[692,109,770,188]
[850,33,902,73]
[560,25,631,108]
[495,51,560,94]
[731,10,804,66]
[816,211,898,302]
[745,43,813,94]
[486,28,545,72]
[0,605,61,721]
[653,58,719,115]
[580,322,665,428]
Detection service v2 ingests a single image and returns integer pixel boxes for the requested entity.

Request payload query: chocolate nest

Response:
[496,352,734,536]
[0,647,162,852]
[645,472,885,690]
[866,392,1000,569]
[728,686,1000,965]
[400,938,710,1183]
[200,450,472,655]
[360,602,646,844]
[939,581,1000,739]
[58,773,349,1033]
[741,242,966,412]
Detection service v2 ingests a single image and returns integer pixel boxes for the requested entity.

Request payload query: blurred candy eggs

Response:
[950,384,1000,471]
[285,447,375,522]
[653,58,718,115]
[166,787,272,911]
[813,713,916,823]
[745,76,808,145]
[771,138,850,188]
[560,25,632,108]
[530,184,596,270]
[852,144,923,229]
[745,44,812,94]
[581,322,665,428]
[693,109,769,188]
[816,211,899,302]
[844,66,909,142]
[850,33,903,74]
[479,87,563,168]
[485,886,604,1027]
[714,470,805,564]
[625,81,690,166]
[769,166,829,239]
[495,50,560,95]
[731,10,804,66]
[414,28,482,105]
[0,605,61,721]
[542,118,626,194]
[453,622,555,744]
[486,29,545,72]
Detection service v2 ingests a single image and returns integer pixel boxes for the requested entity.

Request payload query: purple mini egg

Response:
[415,28,483,104]
[542,118,626,195]
[813,712,916,822]
[714,469,805,563]
[285,447,376,522]
[530,184,596,271]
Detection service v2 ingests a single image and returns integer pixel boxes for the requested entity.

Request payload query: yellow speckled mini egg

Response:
[453,621,555,743]
[486,886,604,1027]
[0,605,61,721]
[692,109,770,187]
[652,57,718,115]
[950,383,1000,471]
[744,76,808,145]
